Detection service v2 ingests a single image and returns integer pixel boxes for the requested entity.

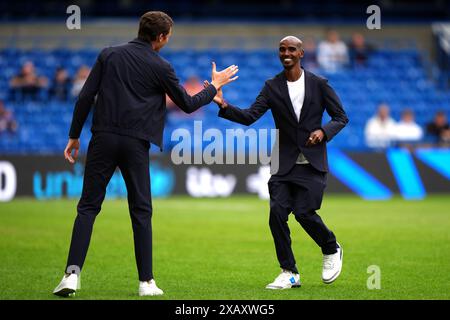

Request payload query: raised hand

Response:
[210,61,238,90]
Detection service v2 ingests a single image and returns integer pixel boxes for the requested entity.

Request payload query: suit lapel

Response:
[299,70,312,124]
[277,72,298,123]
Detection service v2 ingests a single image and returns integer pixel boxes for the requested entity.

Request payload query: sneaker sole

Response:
[53,288,76,297]
[139,292,164,296]
[265,283,301,290]
[323,245,343,284]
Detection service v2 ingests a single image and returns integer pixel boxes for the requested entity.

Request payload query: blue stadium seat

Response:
[0,46,449,153]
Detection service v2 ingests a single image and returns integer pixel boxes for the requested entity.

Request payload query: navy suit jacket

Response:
[69,38,217,150]
[219,69,348,175]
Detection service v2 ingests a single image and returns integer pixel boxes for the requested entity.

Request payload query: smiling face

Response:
[279,36,304,70]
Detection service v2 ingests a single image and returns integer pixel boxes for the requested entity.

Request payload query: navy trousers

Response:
[65,132,153,281]
[268,164,337,274]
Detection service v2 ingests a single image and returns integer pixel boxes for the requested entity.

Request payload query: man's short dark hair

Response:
[138,11,173,43]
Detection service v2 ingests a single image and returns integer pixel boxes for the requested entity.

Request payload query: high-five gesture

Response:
[210,61,238,90]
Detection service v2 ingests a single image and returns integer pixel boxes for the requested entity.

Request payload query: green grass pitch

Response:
[0,195,449,300]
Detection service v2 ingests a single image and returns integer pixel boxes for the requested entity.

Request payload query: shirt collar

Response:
[129,38,154,50]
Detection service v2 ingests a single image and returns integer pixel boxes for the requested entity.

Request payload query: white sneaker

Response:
[139,279,164,296]
[265,269,301,289]
[53,273,80,297]
[322,243,343,284]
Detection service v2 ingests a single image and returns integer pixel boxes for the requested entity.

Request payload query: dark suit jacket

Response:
[219,69,348,175]
[69,38,217,150]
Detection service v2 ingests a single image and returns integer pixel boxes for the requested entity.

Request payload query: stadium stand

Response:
[0,38,449,154]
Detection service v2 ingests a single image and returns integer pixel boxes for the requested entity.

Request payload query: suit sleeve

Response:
[320,79,349,141]
[218,83,270,126]
[157,62,217,114]
[69,49,105,139]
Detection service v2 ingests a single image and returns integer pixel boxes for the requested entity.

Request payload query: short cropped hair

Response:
[138,11,173,43]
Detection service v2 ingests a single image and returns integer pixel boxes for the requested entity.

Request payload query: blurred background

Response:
[0,0,449,201]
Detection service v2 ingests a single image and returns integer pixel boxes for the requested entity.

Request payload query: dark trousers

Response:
[65,132,153,281]
[268,164,337,274]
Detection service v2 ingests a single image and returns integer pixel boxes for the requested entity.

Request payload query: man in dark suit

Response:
[53,11,238,297]
[210,36,348,289]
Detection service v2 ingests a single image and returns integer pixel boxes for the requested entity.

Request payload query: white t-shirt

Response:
[286,72,305,121]
[287,72,309,164]
[364,116,397,148]
[317,41,349,72]
[394,121,423,141]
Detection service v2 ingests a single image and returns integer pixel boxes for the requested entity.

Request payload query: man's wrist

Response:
[210,80,220,91]
[217,100,228,109]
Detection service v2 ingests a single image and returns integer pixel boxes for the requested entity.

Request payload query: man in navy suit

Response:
[53,11,239,297]
[211,36,348,289]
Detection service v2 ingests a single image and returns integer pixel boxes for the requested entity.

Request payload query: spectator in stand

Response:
[9,61,48,101]
[426,111,450,144]
[394,109,423,143]
[302,36,319,72]
[0,100,18,134]
[167,75,205,118]
[364,103,397,148]
[348,32,374,67]
[71,65,91,98]
[317,29,349,72]
[49,67,71,101]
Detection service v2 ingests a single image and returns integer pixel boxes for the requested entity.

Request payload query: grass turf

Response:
[0,195,449,300]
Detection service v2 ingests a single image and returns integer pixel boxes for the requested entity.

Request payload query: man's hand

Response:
[204,80,227,108]
[306,129,325,147]
[210,62,239,90]
[64,138,80,164]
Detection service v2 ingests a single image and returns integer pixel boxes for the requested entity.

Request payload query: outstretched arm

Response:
[159,62,238,114]
[205,79,270,126]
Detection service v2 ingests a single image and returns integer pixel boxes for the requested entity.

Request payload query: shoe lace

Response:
[323,255,334,270]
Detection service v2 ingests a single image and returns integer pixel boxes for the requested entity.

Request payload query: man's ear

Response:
[158,33,164,42]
